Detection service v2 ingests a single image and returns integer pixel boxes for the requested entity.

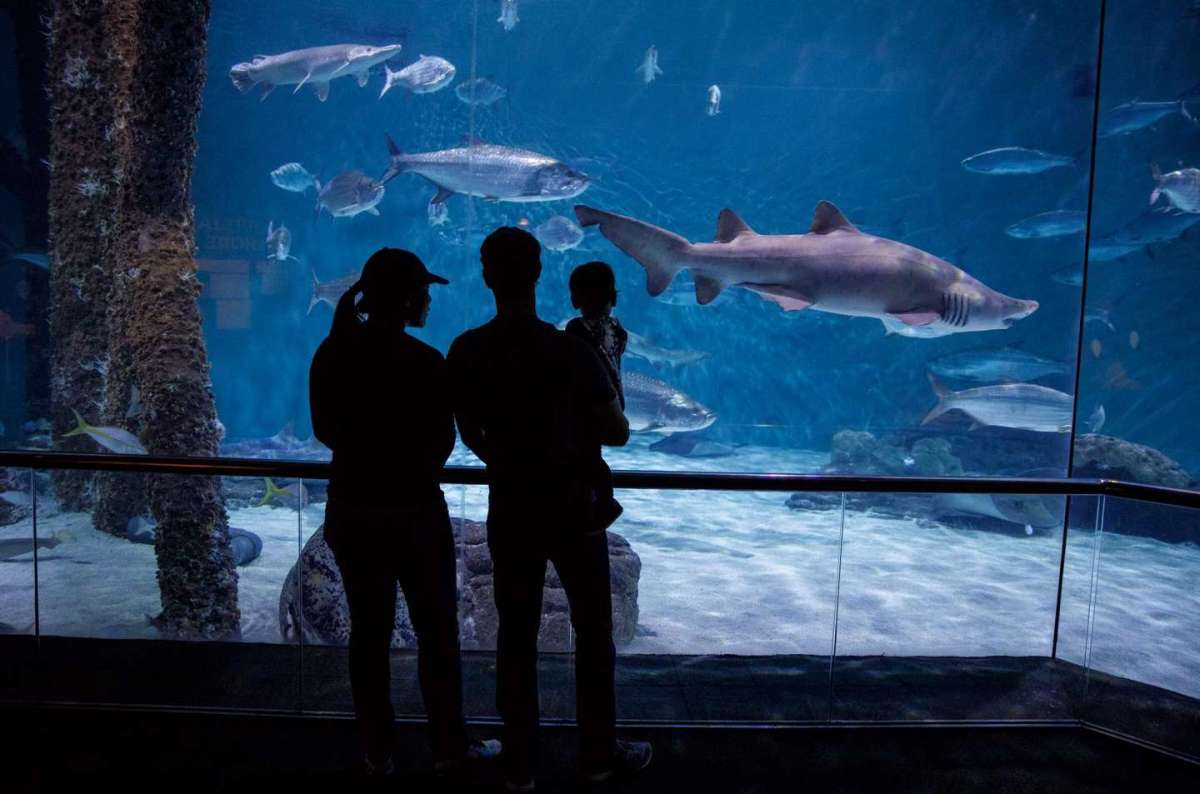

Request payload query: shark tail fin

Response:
[308,271,321,315]
[1150,163,1163,205]
[62,408,90,439]
[921,372,954,426]
[574,205,688,296]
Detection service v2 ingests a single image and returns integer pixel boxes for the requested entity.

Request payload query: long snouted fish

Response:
[575,202,1038,336]
[1099,99,1195,137]
[383,134,589,205]
[230,43,403,102]
[922,374,1073,433]
[960,146,1074,175]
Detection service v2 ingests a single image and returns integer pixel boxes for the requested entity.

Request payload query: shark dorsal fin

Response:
[715,209,755,242]
[809,201,860,234]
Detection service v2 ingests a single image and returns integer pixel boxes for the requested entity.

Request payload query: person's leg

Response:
[324,500,399,766]
[489,525,549,783]
[550,529,617,768]
[395,496,469,763]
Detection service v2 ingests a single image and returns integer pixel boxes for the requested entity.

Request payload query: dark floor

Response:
[2,705,1196,792]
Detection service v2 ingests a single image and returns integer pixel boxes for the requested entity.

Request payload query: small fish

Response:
[62,408,147,455]
[961,146,1074,175]
[927,347,1070,384]
[706,84,721,116]
[6,250,49,270]
[1149,164,1200,213]
[1087,241,1142,262]
[1090,339,1102,358]
[0,310,34,339]
[309,269,361,314]
[625,372,715,433]
[1084,307,1115,332]
[380,55,456,98]
[266,221,297,262]
[1088,404,1106,433]
[315,171,387,218]
[1129,330,1140,350]
[1103,207,1200,248]
[533,215,584,251]
[427,197,450,226]
[1005,210,1085,239]
[257,477,308,509]
[923,374,1074,433]
[497,0,519,31]
[1050,264,1082,286]
[1099,99,1194,138]
[454,77,507,106]
[636,46,663,85]
[270,162,317,193]
[626,330,712,368]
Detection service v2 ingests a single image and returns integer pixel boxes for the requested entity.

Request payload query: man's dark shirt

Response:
[310,322,454,504]
[446,315,616,500]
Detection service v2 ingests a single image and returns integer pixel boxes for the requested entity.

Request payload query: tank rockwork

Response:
[46,0,120,510]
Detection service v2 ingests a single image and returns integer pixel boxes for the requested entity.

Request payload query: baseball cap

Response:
[357,247,448,313]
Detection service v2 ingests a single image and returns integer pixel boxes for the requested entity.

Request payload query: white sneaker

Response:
[434,738,503,776]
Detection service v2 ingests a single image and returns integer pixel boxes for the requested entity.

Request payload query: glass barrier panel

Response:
[832,489,1071,721]
[1046,494,1101,715]
[1082,495,1200,758]
[0,466,37,701]
[31,468,299,709]
[611,486,841,722]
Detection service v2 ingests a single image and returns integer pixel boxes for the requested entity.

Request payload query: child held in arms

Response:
[565,261,628,532]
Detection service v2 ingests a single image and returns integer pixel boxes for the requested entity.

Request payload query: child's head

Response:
[569,261,618,316]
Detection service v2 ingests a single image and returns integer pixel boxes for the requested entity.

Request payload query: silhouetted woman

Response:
[309,248,498,777]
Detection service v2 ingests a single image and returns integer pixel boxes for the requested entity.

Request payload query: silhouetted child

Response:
[565,261,628,532]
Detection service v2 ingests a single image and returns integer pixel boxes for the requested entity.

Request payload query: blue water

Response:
[187,1,1197,476]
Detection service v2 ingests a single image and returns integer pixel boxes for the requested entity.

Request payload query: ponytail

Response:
[330,280,364,340]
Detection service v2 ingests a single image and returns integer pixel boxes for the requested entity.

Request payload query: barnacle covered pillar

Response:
[100,0,238,638]
[45,0,120,510]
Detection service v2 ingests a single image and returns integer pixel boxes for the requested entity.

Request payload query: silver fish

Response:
[1049,264,1082,286]
[961,146,1074,175]
[1087,241,1141,262]
[1150,164,1200,212]
[706,84,721,116]
[380,55,456,98]
[927,347,1070,384]
[455,77,507,106]
[1102,207,1200,248]
[308,269,361,314]
[626,330,711,368]
[577,202,1037,335]
[384,135,589,205]
[533,215,584,251]
[62,409,147,454]
[636,46,663,85]
[922,374,1073,433]
[229,43,403,102]
[269,162,317,193]
[266,221,297,261]
[625,372,716,433]
[498,0,520,31]
[1099,99,1194,137]
[1005,210,1085,239]
[315,171,386,218]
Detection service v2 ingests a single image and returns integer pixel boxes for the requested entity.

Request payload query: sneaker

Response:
[363,755,394,777]
[582,739,652,783]
[433,738,503,776]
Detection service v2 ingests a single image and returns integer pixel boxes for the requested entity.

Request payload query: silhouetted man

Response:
[309,248,499,778]
[447,228,652,791]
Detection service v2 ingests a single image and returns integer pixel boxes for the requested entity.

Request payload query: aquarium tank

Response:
[0,0,1198,749]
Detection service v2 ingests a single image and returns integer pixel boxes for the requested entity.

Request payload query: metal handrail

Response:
[3,449,1199,510]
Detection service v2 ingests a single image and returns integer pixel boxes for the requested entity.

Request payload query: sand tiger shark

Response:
[230,43,403,102]
[574,202,1038,335]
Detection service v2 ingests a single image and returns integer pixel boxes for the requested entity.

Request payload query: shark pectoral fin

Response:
[890,311,939,327]
[809,201,861,234]
[355,69,370,87]
[693,275,725,305]
[365,206,380,216]
[259,83,276,101]
[313,82,330,102]
[430,186,453,204]
[714,209,755,242]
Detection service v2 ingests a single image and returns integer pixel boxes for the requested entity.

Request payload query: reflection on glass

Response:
[0,467,36,636]
[832,490,1068,720]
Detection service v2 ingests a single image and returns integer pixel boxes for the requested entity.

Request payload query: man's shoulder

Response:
[400,333,445,364]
